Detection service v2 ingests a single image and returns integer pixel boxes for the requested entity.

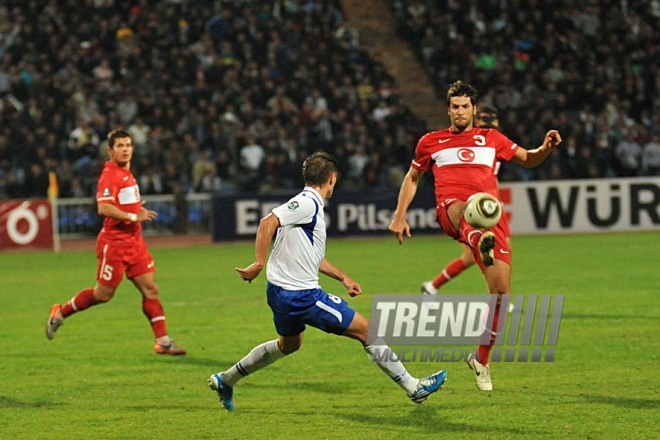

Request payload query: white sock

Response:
[221,340,286,387]
[364,344,418,395]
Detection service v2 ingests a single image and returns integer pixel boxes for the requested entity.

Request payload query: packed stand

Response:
[0,0,427,200]
[389,0,659,181]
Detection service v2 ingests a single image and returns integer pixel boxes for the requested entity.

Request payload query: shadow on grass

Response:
[0,395,63,409]
[257,380,347,394]
[152,354,232,368]
[580,394,659,409]
[336,407,549,436]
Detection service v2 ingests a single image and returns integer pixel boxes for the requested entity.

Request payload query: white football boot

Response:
[467,351,493,391]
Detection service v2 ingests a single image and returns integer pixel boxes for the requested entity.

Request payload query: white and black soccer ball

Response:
[463,192,502,229]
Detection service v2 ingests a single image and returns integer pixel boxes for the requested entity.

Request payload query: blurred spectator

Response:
[388,0,658,180]
[346,145,369,188]
[67,119,100,179]
[240,135,265,172]
[128,117,151,150]
[68,176,86,198]
[116,90,139,126]
[139,167,164,195]
[93,58,114,91]
[642,134,660,175]
[1,1,432,198]
[5,171,25,199]
[67,120,100,161]
[2,0,654,204]
[192,150,217,193]
[239,134,265,192]
[615,131,643,177]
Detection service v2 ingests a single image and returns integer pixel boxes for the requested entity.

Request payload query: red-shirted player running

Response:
[389,81,561,391]
[45,129,186,355]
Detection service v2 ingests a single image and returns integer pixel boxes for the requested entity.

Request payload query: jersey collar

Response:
[302,186,324,207]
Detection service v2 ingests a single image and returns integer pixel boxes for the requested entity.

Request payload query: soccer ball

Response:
[463,192,502,229]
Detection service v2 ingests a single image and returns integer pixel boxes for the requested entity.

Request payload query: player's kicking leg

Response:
[208,373,234,411]
[467,261,510,391]
[346,312,447,404]
[209,334,298,411]
[478,231,496,267]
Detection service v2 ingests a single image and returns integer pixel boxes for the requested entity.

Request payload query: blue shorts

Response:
[266,282,356,337]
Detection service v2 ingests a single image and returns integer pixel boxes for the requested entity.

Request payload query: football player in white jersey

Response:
[209,151,447,411]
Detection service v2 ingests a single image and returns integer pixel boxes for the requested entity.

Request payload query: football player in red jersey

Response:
[45,129,186,355]
[389,81,561,390]
[420,105,512,295]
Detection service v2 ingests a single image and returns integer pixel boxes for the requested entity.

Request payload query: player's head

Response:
[107,129,132,148]
[303,151,339,197]
[447,81,478,132]
[475,105,499,129]
[106,129,133,167]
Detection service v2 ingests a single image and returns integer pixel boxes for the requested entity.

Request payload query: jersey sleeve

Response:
[491,130,520,162]
[272,195,317,227]
[96,170,118,205]
[411,133,433,172]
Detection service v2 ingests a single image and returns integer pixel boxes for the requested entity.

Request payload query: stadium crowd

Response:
[0,0,426,199]
[388,0,660,181]
[0,0,657,200]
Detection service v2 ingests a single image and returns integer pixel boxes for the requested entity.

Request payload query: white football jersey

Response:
[267,187,326,290]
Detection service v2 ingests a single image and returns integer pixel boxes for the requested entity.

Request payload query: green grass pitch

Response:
[1,232,658,439]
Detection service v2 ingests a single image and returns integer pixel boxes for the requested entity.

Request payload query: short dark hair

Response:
[446,80,478,106]
[107,129,132,148]
[477,105,498,117]
[476,105,499,128]
[302,151,338,187]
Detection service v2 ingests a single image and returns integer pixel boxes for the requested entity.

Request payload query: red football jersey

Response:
[96,161,143,242]
[411,127,519,201]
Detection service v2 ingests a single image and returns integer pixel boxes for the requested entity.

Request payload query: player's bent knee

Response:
[344,313,369,344]
[280,344,300,355]
[142,287,159,299]
[93,283,116,302]
[490,287,509,296]
[278,334,303,355]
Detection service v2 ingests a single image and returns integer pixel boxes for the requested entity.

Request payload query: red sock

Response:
[459,218,483,248]
[60,288,99,318]
[142,298,168,339]
[478,302,501,366]
[433,258,468,289]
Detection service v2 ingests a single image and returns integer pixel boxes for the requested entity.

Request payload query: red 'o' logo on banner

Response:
[457,148,475,162]
[7,205,40,244]
[0,200,54,250]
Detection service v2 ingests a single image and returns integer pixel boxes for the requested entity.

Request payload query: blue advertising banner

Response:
[212,177,660,241]
[212,188,439,241]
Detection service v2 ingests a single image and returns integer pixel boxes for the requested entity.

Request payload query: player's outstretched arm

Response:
[235,213,280,282]
[512,130,563,168]
[389,166,422,244]
[320,258,362,297]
